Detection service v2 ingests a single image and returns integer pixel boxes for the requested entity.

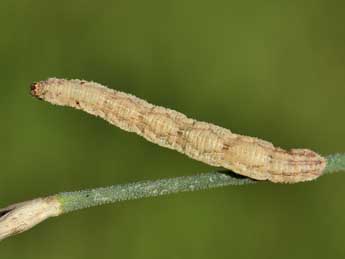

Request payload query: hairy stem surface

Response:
[1,154,344,242]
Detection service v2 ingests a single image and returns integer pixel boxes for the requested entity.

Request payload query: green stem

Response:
[58,153,345,214]
[324,153,345,174]
[2,154,345,242]
[58,171,255,213]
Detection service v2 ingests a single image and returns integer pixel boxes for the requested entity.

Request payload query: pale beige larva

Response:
[31,78,326,183]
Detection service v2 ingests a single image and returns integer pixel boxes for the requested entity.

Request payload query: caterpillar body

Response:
[31,78,326,183]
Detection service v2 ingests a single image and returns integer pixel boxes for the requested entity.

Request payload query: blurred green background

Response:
[1,0,344,258]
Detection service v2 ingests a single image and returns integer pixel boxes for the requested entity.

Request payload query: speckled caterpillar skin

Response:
[31,78,326,183]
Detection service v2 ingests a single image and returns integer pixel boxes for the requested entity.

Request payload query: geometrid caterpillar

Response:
[31,78,326,183]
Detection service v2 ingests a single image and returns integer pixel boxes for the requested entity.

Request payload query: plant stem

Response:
[1,153,345,241]
[58,171,255,213]
[58,153,345,213]
[323,153,345,174]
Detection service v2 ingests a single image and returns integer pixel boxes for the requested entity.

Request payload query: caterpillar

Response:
[30,78,326,183]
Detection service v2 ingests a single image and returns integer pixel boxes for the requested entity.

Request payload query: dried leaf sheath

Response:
[31,78,326,183]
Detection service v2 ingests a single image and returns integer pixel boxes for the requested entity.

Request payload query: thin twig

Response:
[1,154,344,242]
[58,171,255,213]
